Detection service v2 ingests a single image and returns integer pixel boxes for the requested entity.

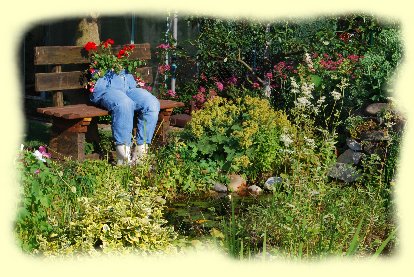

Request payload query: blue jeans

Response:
[89,71,160,146]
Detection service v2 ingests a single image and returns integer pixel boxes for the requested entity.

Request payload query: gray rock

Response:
[228,174,246,193]
[365,103,390,115]
[359,130,390,141]
[337,149,354,164]
[337,149,364,165]
[212,182,228,193]
[263,176,283,191]
[346,138,362,151]
[328,163,362,183]
[352,152,364,164]
[248,185,263,195]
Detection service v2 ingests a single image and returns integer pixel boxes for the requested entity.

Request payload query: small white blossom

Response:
[280,133,293,147]
[304,136,316,149]
[317,96,326,105]
[290,77,299,89]
[296,97,311,107]
[304,53,314,70]
[330,90,341,101]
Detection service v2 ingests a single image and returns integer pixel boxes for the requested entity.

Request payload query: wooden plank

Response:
[159,100,185,109]
[35,43,151,65]
[37,100,184,120]
[52,65,64,107]
[35,67,153,92]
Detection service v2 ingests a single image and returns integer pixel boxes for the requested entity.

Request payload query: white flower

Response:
[301,83,314,98]
[70,186,77,193]
[304,136,316,149]
[102,224,110,232]
[290,77,299,89]
[296,97,311,107]
[33,150,46,162]
[304,53,314,69]
[20,144,24,151]
[330,90,341,101]
[280,133,293,147]
[317,96,326,105]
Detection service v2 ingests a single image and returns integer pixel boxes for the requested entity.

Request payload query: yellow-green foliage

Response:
[183,96,295,180]
[37,177,177,256]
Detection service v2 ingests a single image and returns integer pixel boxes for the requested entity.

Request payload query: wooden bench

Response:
[33,43,184,160]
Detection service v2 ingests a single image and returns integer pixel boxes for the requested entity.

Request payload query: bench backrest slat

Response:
[35,67,153,92]
[34,43,151,65]
[34,43,153,94]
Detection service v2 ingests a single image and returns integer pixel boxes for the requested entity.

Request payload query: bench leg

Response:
[155,108,173,145]
[49,118,92,160]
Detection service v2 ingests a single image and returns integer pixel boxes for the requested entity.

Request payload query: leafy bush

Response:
[181,95,294,182]
[15,147,178,256]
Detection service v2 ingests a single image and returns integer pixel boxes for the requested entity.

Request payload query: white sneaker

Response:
[131,144,148,165]
[115,144,131,165]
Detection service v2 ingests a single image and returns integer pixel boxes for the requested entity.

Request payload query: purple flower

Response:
[33,146,51,162]
[34,169,40,175]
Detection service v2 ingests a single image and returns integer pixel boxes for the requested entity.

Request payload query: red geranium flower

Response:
[102,38,114,48]
[84,41,97,52]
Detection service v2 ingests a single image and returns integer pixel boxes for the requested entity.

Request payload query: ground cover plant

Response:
[16,13,403,259]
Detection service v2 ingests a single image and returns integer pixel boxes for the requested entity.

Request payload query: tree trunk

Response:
[72,15,101,150]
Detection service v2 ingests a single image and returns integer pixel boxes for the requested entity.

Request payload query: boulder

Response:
[263,176,283,192]
[227,174,247,193]
[346,138,363,151]
[248,185,263,195]
[365,103,391,116]
[337,149,364,165]
[359,130,390,141]
[212,182,228,193]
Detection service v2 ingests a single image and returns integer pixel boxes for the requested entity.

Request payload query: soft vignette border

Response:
[1,0,412,276]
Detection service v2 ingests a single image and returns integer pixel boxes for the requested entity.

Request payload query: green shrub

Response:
[15,147,178,256]
[181,95,295,182]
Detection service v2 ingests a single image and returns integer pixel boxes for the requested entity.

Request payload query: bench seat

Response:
[37,100,184,161]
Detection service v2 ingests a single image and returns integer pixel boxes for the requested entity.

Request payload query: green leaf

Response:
[310,74,322,87]
[346,217,364,256]
[372,228,397,258]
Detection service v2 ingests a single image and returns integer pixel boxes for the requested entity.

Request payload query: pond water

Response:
[165,193,272,238]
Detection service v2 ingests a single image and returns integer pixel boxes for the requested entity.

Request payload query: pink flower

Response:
[158,64,171,75]
[200,73,208,81]
[348,54,360,62]
[39,146,51,159]
[227,76,237,84]
[192,92,206,104]
[89,86,95,93]
[198,86,206,93]
[215,82,224,91]
[167,90,176,98]
[34,169,40,175]
[156,43,170,50]
[266,72,273,79]
[252,82,260,89]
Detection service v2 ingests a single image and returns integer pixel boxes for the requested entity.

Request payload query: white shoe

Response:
[131,144,148,165]
[115,144,131,165]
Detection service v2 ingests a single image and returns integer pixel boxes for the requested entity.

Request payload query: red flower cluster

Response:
[84,41,97,52]
[319,54,344,71]
[339,32,351,43]
[117,44,135,58]
[102,38,114,48]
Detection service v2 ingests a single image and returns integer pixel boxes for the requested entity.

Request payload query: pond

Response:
[165,192,273,239]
